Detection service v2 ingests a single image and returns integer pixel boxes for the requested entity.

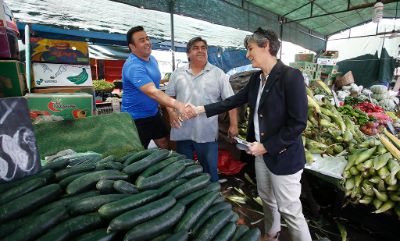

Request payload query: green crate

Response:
[0,60,26,97]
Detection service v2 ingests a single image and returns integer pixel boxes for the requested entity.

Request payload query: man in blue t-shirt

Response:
[122,26,189,148]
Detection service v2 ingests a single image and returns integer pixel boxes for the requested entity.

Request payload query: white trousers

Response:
[255,156,312,241]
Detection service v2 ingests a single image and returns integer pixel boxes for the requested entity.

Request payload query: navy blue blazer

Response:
[205,61,308,175]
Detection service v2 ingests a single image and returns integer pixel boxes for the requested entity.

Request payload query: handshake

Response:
[170,103,204,128]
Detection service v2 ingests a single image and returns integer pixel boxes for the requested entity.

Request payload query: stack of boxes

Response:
[0,0,25,98]
[289,51,339,86]
[27,38,94,120]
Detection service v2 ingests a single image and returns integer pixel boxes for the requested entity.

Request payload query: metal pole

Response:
[170,0,176,71]
[279,23,283,59]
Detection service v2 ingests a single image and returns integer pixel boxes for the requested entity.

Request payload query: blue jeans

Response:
[176,140,219,182]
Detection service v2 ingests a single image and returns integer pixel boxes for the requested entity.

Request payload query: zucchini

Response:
[108,196,176,232]
[175,191,219,232]
[96,161,124,171]
[137,156,180,180]
[191,202,232,236]
[68,194,129,216]
[96,180,115,194]
[124,202,185,241]
[66,170,128,195]
[158,179,187,196]
[59,172,90,188]
[2,207,68,241]
[123,149,170,175]
[194,210,234,241]
[0,169,54,193]
[55,165,96,180]
[230,225,249,241]
[0,184,61,222]
[73,228,116,241]
[178,182,220,205]
[237,228,261,241]
[176,164,203,179]
[0,177,46,205]
[113,180,138,194]
[36,213,104,241]
[136,160,186,190]
[164,231,188,241]
[33,191,99,215]
[211,222,236,241]
[123,149,157,166]
[170,173,210,199]
[98,189,160,218]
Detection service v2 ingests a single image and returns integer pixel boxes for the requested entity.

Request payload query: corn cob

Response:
[374,200,395,214]
[378,134,400,160]
[316,80,332,95]
[307,95,321,114]
[383,128,400,149]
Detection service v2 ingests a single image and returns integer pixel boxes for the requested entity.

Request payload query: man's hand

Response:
[228,125,238,138]
[174,101,186,119]
[184,103,198,119]
[247,142,267,156]
[168,110,182,128]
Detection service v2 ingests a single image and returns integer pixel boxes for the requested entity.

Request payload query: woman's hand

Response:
[247,142,267,156]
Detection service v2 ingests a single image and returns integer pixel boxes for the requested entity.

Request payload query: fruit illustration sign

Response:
[26,93,93,120]
[32,63,93,88]
[0,97,40,183]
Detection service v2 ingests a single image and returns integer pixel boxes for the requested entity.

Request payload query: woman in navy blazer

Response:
[191,28,312,241]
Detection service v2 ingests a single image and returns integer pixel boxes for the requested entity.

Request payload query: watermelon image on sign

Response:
[72,109,87,119]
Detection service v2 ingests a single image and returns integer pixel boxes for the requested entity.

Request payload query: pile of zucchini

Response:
[0,148,260,241]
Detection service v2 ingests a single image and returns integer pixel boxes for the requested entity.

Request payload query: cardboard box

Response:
[33,63,93,88]
[0,26,19,59]
[317,58,337,66]
[295,53,315,63]
[0,60,26,97]
[317,65,338,75]
[32,86,95,96]
[289,62,317,72]
[321,50,339,59]
[0,0,19,34]
[30,37,89,64]
[26,93,93,120]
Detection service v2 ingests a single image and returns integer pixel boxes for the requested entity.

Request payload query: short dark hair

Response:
[127,26,144,47]
[244,27,280,56]
[186,37,208,53]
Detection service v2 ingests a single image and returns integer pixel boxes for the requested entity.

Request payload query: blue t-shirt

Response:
[121,53,161,119]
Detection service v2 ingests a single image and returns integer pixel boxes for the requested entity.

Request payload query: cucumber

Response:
[2,207,68,241]
[42,158,70,171]
[136,160,186,190]
[0,169,54,193]
[97,155,117,164]
[123,149,170,175]
[66,170,128,195]
[158,179,187,196]
[168,152,186,159]
[55,165,96,180]
[0,177,47,205]
[230,212,239,222]
[194,210,234,241]
[98,189,160,218]
[138,156,180,180]
[113,180,138,194]
[192,202,232,236]
[108,196,176,232]
[96,161,124,170]
[170,173,210,199]
[34,191,99,215]
[73,228,116,241]
[59,172,90,188]
[181,159,195,166]
[68,194,129,215]
[175,191,219,232]
[0,215,33,236]
[36,213,104,241]
[119,152,137,163]
[211,222,236,241]
[230,225,249,241]
[237,228,261,241]
[150,233,171,241]
[178,182,220,205]
[164,231,188,241]
[213,195,225,204]
[96,180,115,194]
[176,164,203,179]
[123,149,157,166]
[68,152,103,166]
[124,202,185,241]
[0,184,61,222]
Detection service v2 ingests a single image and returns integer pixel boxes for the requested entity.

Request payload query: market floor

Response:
[219,171,400,241]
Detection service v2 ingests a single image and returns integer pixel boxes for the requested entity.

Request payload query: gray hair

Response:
[244,28,280,56]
